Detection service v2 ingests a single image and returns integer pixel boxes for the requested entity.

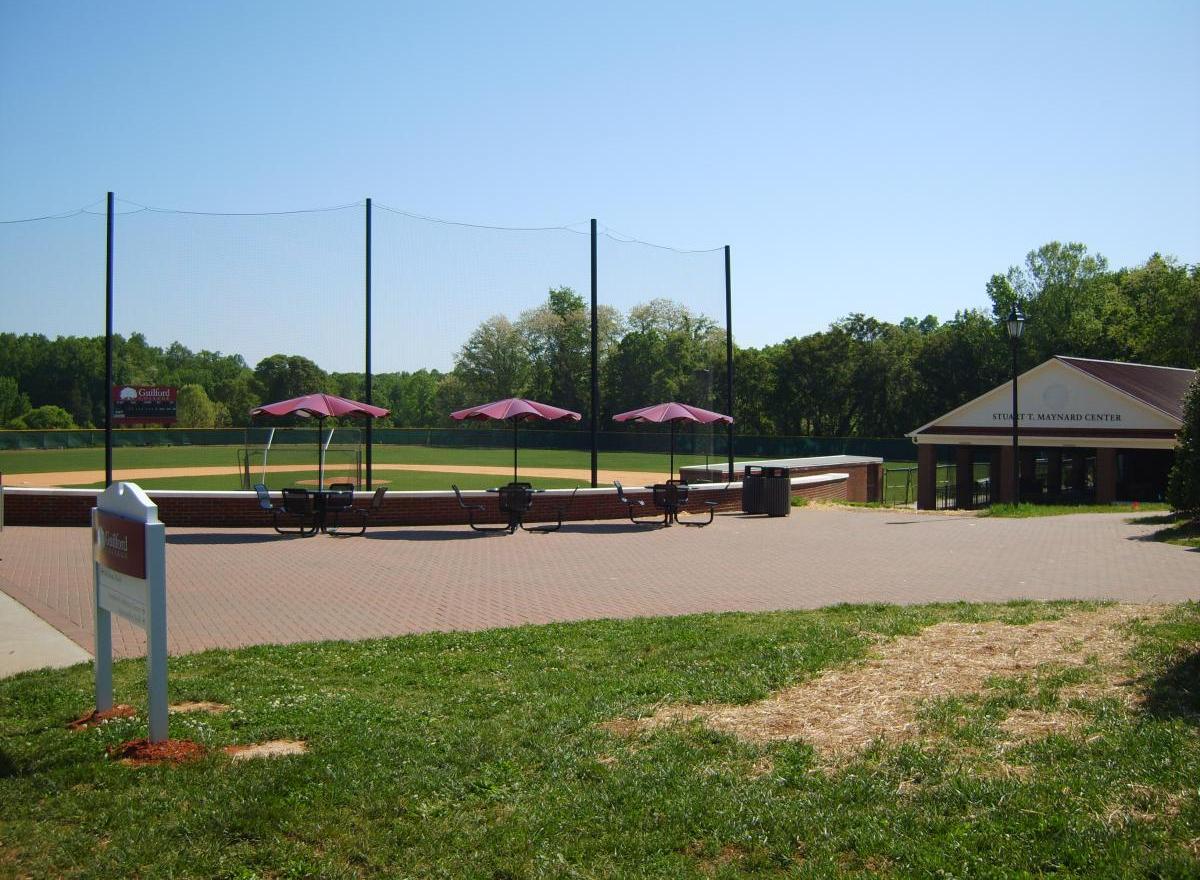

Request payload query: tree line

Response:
[1,243,1196,436]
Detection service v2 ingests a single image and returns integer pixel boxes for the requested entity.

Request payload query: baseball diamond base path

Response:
[0,509,1195,661]
[3,463,659,488]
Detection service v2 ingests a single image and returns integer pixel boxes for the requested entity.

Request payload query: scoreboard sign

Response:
[112,385,177,424]
[92,482,168,743]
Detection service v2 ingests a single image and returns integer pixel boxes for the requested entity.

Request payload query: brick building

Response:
[907,357,1195,509]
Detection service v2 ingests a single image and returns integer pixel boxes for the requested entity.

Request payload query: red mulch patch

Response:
[67,705,138,730]
[107,738,207,766]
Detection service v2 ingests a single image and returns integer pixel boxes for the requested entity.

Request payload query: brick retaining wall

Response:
[1,473,849,528]
[679,457,883,503]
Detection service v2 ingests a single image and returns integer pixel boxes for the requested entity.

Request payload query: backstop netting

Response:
[372,206,592,490]
[0,208,108,429]
[597,230,729,482]
[111,202,362,480]
[1,198,733,492]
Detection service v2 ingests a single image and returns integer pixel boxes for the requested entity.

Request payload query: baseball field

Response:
[0,444,724,491]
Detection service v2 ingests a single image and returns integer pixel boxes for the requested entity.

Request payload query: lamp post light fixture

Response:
[1005,305,1026,504]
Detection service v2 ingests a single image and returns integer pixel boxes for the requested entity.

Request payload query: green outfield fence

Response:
[0,428,918,461]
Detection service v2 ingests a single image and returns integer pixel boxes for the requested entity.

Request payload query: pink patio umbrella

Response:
[451,398,581,483]
[250,393,390,487]
[612,402,734,481]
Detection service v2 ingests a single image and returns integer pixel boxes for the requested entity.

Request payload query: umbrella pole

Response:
[318,418,325,489]
[670,421,675,481]
[513,419,518,483]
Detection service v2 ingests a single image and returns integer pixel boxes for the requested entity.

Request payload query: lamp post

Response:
[1005,305,1026,504]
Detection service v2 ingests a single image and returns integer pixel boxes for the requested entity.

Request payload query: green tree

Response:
[731,346,775,435]
[454,316,530,401]
[11,404,75,430]
[175,384,218,428]
[0,376,31,426]
[1113,255,1200,369]
[988,242,1122,363]
[517,287,618,413]
[252,355,328,405]
[1167,376,1200,517]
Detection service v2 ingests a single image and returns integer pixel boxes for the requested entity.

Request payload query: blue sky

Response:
[2,0,1197,373]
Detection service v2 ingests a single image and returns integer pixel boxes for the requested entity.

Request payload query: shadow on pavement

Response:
[363,529,502,542]
[1127,517,1200,551]
[558,522,664,534]
[167,533,290,545]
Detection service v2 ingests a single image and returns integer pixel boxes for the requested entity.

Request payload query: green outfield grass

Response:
[0,444,716,480]
[0,445,241,473]
[1,601,1196,878]
[79,470,588,492]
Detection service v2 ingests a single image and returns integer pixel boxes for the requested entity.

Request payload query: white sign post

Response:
[92,482,168,743]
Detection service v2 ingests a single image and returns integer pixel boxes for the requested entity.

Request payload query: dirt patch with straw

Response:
[603,604,1165,766]
[168,701,231,715]
[223,740,308,761]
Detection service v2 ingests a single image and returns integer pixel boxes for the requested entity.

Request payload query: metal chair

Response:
[677,497,719,526]
[253,483,280,514]
[452,485,506,533]
[325,482,355,514]
[498,483,533,533]
[614,481,658,525]
[667,479,717,526]
[328,486,386,536]
[274,488,318,536]
[520,487,577,533]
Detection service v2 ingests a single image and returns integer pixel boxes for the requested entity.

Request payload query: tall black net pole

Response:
[590,218,598,488]
[104,192,114,488]
[365,197,373,490]
[725,245,734,481]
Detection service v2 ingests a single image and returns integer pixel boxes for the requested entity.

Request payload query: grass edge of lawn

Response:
[1,600,1197,878]
[980,502,1172,518]
[1130,512,1200,548]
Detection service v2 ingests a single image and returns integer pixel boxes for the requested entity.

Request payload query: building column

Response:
[1019,447,1038,500]
[955,445,974,510]
[917,443,938,510]
[866,462,883,503]
[1046,449,1063,499]
[999,444,1016,504]
[1095,447,1117,504]
[987,447,1002,505]
[1069,450,1088,491]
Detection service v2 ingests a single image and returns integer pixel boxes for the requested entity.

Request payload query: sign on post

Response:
[92,482,168,743]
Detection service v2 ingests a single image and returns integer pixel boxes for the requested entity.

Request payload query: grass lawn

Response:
[983,503,1173,518]
[2,601,1197,878]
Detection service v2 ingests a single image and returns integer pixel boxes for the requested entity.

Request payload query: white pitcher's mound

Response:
[223,739,307,761]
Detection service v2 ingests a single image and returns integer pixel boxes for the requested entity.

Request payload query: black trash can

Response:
[762,466,791,517]
[741,465,765,514]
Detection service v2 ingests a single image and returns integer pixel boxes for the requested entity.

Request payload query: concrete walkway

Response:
[0,508,1195,665]
[0,589,91,678]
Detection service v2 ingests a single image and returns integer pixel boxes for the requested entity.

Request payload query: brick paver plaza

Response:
[0,508,1195,659]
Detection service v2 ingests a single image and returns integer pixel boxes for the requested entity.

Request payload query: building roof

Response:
[1056,357,1196,421]
[905,356,1195,444]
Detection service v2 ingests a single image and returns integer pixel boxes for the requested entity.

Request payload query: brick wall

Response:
[680,459,883,503]
[2,474,849,528]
